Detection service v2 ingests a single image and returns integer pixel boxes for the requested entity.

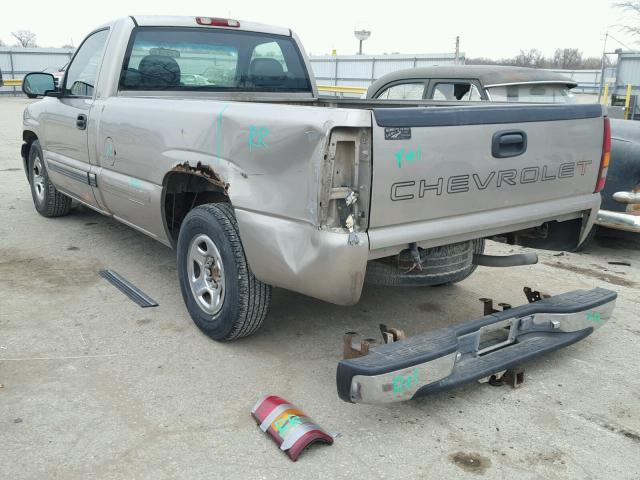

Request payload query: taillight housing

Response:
[595,116,611,193]
[196,17,240,27]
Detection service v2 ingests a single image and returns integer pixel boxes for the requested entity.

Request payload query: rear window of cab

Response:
[119,27,311,93]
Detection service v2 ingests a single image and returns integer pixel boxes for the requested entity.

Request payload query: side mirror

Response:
[22,72,57,98]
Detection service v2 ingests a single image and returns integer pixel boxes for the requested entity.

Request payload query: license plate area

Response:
[477,318,519,356]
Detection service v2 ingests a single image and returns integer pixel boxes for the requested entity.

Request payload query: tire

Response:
[177,203,271,341]
[28,140,72,217]
[365,239,485,287]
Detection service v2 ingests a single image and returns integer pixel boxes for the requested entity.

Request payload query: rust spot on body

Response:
[171,161,229,192]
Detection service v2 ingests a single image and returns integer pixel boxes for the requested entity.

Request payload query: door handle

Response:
[492,130,527,158]
[76,114,87,130]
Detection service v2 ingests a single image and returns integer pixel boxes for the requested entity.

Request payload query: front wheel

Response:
[28,140,72,217]
[177,203,271,341]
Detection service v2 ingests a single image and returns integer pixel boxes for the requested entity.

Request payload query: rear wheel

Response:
[365,239,485,287]
[28,140,72,217]
[177,203,271,341]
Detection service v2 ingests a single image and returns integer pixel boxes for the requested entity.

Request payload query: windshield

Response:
[486,83,576,103]
[120,27,311,93]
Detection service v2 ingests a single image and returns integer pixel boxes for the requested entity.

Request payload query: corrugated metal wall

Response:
[0,47,74,95]
[616,53,640,94]
[309,54,612,96]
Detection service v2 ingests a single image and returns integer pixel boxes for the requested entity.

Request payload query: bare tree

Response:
[513,49,545,68]
[582,56,607,69]
[468,49,607,70]
[552,48,583,69]
[614,2,640,40]
[11,30,37,48]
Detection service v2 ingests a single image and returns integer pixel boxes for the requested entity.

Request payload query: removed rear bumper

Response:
[337,287,616,404]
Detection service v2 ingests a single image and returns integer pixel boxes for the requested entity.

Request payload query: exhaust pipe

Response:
[473,252,538,267]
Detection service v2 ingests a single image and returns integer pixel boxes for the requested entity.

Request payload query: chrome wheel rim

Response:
[187,234,225,315]
[33,155,45,202]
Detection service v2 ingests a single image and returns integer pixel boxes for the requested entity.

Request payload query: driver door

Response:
[44,29,109,208]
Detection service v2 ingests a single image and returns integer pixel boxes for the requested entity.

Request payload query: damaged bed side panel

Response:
[93,98,372,303]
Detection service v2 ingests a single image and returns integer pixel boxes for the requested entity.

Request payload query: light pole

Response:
[354,30,371,55]
[598,32,608,103]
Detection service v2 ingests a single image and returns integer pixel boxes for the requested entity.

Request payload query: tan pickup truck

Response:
[20,15,618,403]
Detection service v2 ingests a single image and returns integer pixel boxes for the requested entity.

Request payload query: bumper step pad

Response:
[336,288,616,404]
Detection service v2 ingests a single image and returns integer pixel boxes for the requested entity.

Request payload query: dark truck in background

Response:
[596,119,640,233]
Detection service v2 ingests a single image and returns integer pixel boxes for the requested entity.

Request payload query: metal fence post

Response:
[8,50,16,96]
[370,57,376,83]
[334,57,339,86]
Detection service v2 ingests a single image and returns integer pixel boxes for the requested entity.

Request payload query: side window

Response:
[64,29,109,97]
[377,83,424,100]
[467,84,482,101]
[486,84,576,104]
[431,82,480,101]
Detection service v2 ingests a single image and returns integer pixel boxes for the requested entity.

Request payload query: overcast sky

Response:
[0,0,635,58]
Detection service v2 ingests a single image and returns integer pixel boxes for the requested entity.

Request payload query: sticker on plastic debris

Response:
[251,394,333,461]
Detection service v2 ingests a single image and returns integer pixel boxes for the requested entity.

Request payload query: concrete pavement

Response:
[1,97,639,479]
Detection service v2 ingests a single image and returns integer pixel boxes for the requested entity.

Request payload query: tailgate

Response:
[369,104,604,229]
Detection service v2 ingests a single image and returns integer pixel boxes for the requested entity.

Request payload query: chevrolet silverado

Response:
[20,16,617,402]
